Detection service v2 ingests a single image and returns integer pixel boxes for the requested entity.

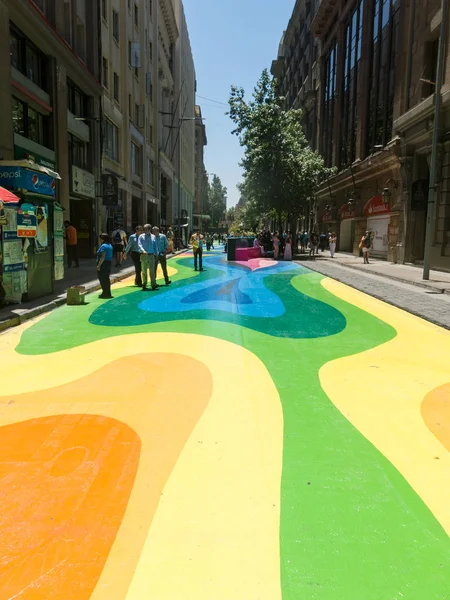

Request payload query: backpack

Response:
[114,230,122,244]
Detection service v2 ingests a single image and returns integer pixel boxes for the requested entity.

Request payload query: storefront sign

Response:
[338,204,355,220]
[17,203,37,238]
[0,166,56,197]
[364,195,390,216]
[72,166,95,199]
[113,212,124,229]
[102,174,118,205]
[14,146,56,170]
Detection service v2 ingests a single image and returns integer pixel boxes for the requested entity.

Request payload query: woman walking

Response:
[97,233,114,299]
[360,230,372,264]
[329,232,337,258]
[284,231,293,260]
[273,232,280,259]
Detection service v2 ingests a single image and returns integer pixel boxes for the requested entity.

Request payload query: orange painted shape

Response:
[0,415,140,600]
[0,353,213,599]
[421,382,450,452]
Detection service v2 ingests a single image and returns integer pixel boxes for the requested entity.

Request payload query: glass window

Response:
[102,57,108,88]
[367,0,400,154]
[131,142,141,177]
[321,41,338,167]
[104,120,119,162]
[10,27,45,89]
[113,73,119,102]
[9,31,22,71]
[113,10,120,42]
[12,97,25,136]
[67,79,86,118]
[101,0,107,20]
[147,158,154,185]
[69,133,87,169]
[134,4,139,26]
[27,107,44,145]
[341,0,364,167]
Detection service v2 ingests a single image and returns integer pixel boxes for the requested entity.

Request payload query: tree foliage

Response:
[228,69,333,229]
[207,175,228,228]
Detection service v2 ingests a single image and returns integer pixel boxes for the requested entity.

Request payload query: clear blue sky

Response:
[183,0,295,207]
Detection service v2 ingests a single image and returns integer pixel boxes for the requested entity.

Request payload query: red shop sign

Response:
[364,195,390,217]
[338,204,355,220]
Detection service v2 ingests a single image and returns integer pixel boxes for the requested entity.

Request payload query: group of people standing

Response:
[96,224,172,299]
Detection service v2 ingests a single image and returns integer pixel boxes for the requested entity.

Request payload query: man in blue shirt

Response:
[124,225,143,286]
[152,226,171,285]
[138,224,158,290]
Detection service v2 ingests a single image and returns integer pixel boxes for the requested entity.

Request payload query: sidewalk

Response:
[0,251,185,333]
[295,251,450,294]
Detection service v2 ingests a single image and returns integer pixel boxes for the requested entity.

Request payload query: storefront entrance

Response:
[367,215,390,256]
[70,198,93,258]
[339,219,354,252]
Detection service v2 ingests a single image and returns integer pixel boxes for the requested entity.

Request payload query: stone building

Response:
[1,0,102,257]
[193,104,208,229]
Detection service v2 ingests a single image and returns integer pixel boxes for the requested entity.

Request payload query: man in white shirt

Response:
[111,226,128,267]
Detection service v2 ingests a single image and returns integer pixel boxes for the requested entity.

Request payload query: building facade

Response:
[193,104,208,229]
[1,0,102,259]
[275,0,450,270]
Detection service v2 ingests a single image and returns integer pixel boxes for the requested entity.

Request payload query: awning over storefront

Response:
[338,204,356,220]
[364,195,390,216]
[0,160,61,180]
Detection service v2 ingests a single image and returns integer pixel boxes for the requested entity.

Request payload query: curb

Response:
[0,251,187,334]
[296,256,450,295]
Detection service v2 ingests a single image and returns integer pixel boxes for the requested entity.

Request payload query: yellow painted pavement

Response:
[320,278,450,536]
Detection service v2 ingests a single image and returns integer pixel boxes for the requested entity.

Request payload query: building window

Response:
[112,10,120,42]
[367,0,400,154]
[147,158,154,186]
[9,26,46,90]
[69,133,87,169]
[131,142,141,177]
[321,41,338,167]
[12,96,49,147]
[67,79,87,118]
[341,0,364,167]
[102,57,108,88]
[113,72,119,102]
[134,4,139,27]
[149,40,153,61]
[101,0,107,20]
[104,119,119,162]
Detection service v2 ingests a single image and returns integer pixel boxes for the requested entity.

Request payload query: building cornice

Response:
[311,0,339,37]
[159,0,179,45]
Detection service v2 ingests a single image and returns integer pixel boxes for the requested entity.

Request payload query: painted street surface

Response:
[1,247,449,599]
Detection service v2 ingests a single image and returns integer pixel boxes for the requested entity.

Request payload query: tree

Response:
[228,69,333,232]
[208,175,228,228]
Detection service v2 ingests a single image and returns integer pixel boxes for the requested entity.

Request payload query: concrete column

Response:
[357,0,375,160]
[54,60,70,213]
[0,1,14,160]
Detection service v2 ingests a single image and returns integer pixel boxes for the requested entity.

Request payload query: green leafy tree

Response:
[208,175,228,228]
[228,69,333,232]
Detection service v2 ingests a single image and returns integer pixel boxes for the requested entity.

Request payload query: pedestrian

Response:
[152,226,172,285]
[64,220,79,268]
[309,231,318,258]
[138,224,159,290]
[319,232,327,252]
[273,231,280,259]
[111,224,128,267]
[96,233,113,299]
[360,230,372,264]
[166,227,174,253]
[206,233,212,251]
[329,232,337,258]
[190,229,205,271]
[123,225,143,286]
[284,231,293,260]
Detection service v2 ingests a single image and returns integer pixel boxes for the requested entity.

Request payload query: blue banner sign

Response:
[0,166,56,197]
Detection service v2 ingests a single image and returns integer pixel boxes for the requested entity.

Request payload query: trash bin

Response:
[67,285,87,305]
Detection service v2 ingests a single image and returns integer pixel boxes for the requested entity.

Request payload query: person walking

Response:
[319,232,327,252]
[124,225,143,286]
[111,225,127,267]
[360,230,372,264]
[64,220,79,268]
[190,230,204,271]
[273,232,280,259]
[96,233,113,299]
[153,226,172,285]
[309,231,318,258]
[166,227,174,253]
[284,231,293,260]
[329,232,337,258]
[138,224,158,290]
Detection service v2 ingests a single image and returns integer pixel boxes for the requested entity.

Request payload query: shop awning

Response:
[0,159,61,180]
[0,186,20,204]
